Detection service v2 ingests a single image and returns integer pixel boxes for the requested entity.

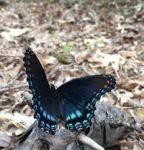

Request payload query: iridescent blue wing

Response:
[57,75,116,131]
[23,48,59,134]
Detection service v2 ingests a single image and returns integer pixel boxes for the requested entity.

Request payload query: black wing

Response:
[57,75,116,131]
[23,48,59,134]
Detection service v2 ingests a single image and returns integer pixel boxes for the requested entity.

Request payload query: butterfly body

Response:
[23,48,116,135]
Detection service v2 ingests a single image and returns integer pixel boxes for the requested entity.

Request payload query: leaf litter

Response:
[0,0,144,149]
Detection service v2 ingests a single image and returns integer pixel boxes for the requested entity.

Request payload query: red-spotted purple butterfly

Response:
[23,48,116,135]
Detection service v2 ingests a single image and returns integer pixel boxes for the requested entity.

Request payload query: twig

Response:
[77,133,105,150]
[0,64,74,94]
[81,63,93,75]
[0,72,24,89]
[126,99,144,108]
[47,63,75,78]
[0,83,28,94]
[0,106,13,110]
[0,54,22,57]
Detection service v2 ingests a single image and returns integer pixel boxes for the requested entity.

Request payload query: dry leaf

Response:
[132,141,144,150]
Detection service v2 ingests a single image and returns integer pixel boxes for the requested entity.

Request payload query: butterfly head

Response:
[50,84,56,90]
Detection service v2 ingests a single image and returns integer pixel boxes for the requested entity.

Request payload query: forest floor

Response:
[0,0,144,150]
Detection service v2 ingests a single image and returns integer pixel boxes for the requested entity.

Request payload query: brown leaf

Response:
[133,141,144,150]
[122,82,138,91]
[39,53,58,65]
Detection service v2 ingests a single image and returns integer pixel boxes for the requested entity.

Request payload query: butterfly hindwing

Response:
[23,48,116,134]
[23,48,59,134]
[57,75,116,131]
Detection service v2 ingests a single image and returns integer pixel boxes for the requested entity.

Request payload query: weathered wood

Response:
[1,101,137,150]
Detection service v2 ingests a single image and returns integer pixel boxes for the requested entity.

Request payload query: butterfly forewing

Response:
[57,75,116,131]
[23,48,59,134]
[23,48,116,135]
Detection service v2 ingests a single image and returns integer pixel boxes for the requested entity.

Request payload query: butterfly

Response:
[23,48,116,135]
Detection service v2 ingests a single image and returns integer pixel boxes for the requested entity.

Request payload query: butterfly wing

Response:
[23,48,59,134]
[57,75,116,131]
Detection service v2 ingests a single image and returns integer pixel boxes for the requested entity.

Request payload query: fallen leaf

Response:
[39,53,58,65]
[133,141,144,150]
[1,27,32,41]
[122,82,138,91]
[0,132,11,147]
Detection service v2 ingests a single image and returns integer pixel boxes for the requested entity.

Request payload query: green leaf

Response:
[56,54,74,64]
[63,44,73,53]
